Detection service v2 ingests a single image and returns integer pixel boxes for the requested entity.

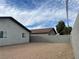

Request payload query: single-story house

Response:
[30,28,58,42]
[31,28,57,36]
[0,17,30,46]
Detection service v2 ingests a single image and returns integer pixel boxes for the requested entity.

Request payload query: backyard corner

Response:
[0,43,74,59]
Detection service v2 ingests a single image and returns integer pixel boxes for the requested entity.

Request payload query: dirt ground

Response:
[0,43,74,59]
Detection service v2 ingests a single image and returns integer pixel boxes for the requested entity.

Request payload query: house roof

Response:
[31,28,56,34]
[0,17,31,32]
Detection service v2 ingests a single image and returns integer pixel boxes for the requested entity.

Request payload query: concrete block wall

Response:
[31,35,70,43]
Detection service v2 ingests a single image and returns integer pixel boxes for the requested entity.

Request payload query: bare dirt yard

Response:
[0,43,74,59]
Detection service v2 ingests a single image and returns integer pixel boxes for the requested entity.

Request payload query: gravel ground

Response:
[0,43,74,59]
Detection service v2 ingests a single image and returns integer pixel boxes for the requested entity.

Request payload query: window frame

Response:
[22,33,26,38]
[0,31,7,38]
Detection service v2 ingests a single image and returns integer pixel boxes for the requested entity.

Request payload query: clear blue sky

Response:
[0,0,79,29]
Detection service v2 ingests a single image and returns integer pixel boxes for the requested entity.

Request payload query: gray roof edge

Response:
[0,17,31,32]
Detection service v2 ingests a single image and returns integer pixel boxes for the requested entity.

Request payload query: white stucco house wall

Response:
[0,17,30,46]
[71,13,79,59]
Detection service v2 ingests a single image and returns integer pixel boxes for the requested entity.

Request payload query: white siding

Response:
[0,18,30,46]
[71,13,79,59]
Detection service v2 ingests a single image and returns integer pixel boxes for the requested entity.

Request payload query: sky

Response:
[0,0,79,29]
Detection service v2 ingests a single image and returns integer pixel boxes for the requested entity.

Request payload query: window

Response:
[22,33,26,38]
[0,31,7,38]
[3,31,7,38]
[0,31,3,38]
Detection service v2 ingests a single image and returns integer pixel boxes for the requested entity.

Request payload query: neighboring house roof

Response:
[0,17,31,32]
[31,28,57,34]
